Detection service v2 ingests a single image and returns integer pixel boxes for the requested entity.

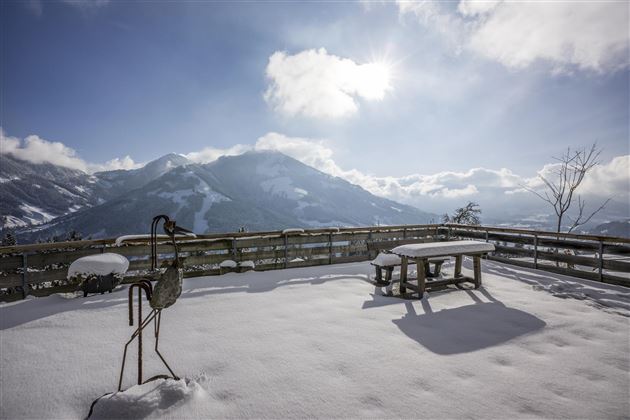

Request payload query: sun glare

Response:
[357,61,393,100]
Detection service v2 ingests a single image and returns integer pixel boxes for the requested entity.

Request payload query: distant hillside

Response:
[6,151,437,242]
[590,219,630,238]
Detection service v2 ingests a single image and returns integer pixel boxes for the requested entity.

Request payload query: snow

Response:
[219,259,237,268]
[1,215,28,229]
[67,204,83,213]
[192,192,224,233]
[371,252,401,266]
[54,184,80,198]
[260,177,305,200]
[150,173,229,225]
[282,228,305,234]
[115,233,197,246]
[238,260,255,268]
[67,253,130,278]
[0,176,19,183]
[392,240,495,258]
[89,378,210,420]
[18,204,56,225]
[1,260,629,419]
[294,187,308,197]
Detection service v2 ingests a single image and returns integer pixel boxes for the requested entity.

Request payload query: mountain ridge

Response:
[1,150,437,242]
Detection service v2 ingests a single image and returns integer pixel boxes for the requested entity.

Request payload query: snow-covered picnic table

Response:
[370,252,447,284]
[391,240,495,297]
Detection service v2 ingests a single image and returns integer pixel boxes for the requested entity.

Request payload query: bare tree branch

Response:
[521,143,609,233]
[567,198,611,233]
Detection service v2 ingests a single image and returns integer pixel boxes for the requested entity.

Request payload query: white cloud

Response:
[398,1,630,73]
[0,129,141,173]
[254,132,523,200]
[89,156,143,172]
[264,48,392,119]
[184,144,251,164]
[254,132,341,174]
[580,155,630,197]
[251,132,629,220]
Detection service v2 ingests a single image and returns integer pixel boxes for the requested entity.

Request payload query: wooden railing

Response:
[1,223,628,302]
[444,224,630,287]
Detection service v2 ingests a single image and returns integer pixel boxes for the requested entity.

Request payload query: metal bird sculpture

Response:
[118,215,195,391]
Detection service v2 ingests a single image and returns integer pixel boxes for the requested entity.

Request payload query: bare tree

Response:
[524,143,610,233]
[444,202,482,225]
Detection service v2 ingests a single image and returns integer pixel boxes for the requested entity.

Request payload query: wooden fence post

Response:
[283,234,288,269]
[599,241,604,281]
[328,232,333,265]
[21,252,29,299]
[534,234,538,269]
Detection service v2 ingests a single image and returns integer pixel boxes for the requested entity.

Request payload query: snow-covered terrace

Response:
[1,259,629,419]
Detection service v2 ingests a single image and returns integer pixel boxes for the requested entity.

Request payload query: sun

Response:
[357,61,393,100]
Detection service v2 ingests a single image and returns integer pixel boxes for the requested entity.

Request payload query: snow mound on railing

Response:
[67,253,129,278]
[89,378,210,419]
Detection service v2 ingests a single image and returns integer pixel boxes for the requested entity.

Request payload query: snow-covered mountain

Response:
[5,151,436,241]
[0,153,190,231]
[95,153,191,193]
[0,154,106,229]
[589,219,630,238]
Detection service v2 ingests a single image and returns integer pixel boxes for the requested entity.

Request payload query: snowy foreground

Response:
[1,260,629,419]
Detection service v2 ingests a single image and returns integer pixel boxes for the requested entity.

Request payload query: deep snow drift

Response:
[1,260,629,419]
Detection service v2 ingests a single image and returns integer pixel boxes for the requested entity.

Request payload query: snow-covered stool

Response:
[371,252,448,286]
[68,253,129,297]
[238,260,256,273]
[219,259,238,275]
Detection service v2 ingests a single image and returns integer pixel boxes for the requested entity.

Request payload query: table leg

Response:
[424,261,433,277]
[473,255,482,288]
[375,266,383,282]
[434,261,443,276]
[385,267,393,283]
[416,258,427,298]
[400,256,408,294]
[455,255,463,278]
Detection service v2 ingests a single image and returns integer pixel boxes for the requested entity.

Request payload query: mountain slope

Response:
[17,151,436,241]
[0,153,191,231]
[0,155,107,229]
[95,153,191,193]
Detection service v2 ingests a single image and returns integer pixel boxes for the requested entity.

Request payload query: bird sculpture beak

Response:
[173,225,196,238]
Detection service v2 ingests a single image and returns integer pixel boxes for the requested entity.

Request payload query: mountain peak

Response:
[145,153,190,169]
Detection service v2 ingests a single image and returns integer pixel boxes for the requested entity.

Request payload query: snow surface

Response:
[219,259,237,268]
[114,233,197,246]
[282,228,305,234]
[392,240,495,258]
[18,203,57,225]
[1,260,629,419]
[67,253,129,278]
[371,252,402,266]
[238,261,255,268]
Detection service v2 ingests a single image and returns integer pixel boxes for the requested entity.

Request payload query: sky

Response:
[1,0,629,222]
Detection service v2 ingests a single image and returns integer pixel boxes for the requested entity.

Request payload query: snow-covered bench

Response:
[219,260,256,274]
[391,240,495,298]
[67,253,129,297]
[370,252,448,285]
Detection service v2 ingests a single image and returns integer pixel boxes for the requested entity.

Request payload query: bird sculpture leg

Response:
[118,308,158,391]
[118,281,154,392]
[153,309,179,380]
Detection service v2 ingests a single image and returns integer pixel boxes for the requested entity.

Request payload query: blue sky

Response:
[1,0,629,221]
